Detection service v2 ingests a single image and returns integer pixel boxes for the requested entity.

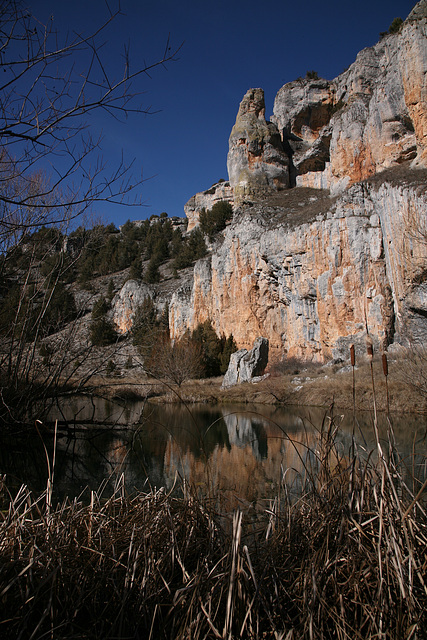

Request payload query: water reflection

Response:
[0,398,426,503]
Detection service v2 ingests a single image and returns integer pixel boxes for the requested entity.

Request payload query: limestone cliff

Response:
[183,2,426,230]
[118,2,427,364]
[170,170,427,361]
[227,88,289,201]
[184,88,289,232]
[272,1,427,192]
[185,181,233,232]
[112,280,153,334]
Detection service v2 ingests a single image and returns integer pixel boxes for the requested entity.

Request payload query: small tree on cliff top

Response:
[199,201,233,241]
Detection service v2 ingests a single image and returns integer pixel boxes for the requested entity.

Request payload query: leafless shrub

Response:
[146,334,204,387]
[0,2,180,428]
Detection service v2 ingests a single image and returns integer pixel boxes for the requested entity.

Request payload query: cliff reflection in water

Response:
[1,399,426,502]
[160,407,315,502]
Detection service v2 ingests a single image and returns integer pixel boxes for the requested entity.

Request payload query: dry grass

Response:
[70,346,427,416]
[138,352,427,415]
[236,187,336,231]
[364,163,427,192]
[1,411,426,639]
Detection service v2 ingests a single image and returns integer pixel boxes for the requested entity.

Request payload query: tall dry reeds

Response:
[1,411,426,639]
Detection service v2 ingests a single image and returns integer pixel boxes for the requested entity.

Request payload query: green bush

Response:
[389,17,403,34]
[89,317,117,346]
[129,257,143,281]
[107,279,115,300]
[42,282,77,335]
[92,296,110,319]
[199,201,233,241]
[192,321,237,377]
[106,359,116,376]
[90,295,116,346]
[131,296,166,358]
[172,229,207,270]
[144,255,161,284]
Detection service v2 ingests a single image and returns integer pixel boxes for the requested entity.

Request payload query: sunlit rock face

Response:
[168,3,427,363]
[272,1,427,193]
[271,78,335,186]
[184,181,234,232]
[112,280,153,334]
[227,88,289,202]
[170,175,427,361]
[399,0,427,167]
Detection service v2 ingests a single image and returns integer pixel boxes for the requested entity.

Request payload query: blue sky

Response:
[29,0,416,227]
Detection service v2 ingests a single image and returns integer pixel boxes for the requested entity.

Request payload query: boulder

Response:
[222,337,269,387]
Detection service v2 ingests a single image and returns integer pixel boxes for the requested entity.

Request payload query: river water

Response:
[1,398,426,503]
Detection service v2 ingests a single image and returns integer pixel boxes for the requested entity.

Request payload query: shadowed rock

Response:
[222,337,269,387]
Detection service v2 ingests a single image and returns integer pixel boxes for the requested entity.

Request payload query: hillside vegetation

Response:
[0,213,239,429]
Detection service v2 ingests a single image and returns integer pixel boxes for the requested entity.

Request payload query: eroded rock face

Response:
[227,88,289,202]
[112,280,153,333]
[125,3,427,366]
[170,174,427,361]
[271,78,335,185]
[222,337,269,387]
[272,1,426,193]
[399,0,427,167]
[184,181,234,232]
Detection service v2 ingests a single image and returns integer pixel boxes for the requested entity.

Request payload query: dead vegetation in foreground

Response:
[1,413,426,639]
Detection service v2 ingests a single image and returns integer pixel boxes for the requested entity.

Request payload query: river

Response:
[1,398,426,504]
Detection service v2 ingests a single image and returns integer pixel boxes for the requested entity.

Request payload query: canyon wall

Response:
[272,1,427,194]
[170,173,427,361]
[114,2,427,364]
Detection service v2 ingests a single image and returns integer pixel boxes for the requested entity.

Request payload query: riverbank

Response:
[1,418,425,639]
[87,351,427,414]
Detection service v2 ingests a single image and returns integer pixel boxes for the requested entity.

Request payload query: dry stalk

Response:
[1,398,426,638]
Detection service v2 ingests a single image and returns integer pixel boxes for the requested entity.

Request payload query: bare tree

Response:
[0,0,180,246]
[0,1,180,427]
[146,335,204,387]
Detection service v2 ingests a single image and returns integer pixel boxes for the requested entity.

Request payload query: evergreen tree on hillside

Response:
[89,296,117,346]
[192,321,237,377]
[199,201,233,241]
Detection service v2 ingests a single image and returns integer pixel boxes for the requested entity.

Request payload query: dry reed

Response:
[1,410,426,639]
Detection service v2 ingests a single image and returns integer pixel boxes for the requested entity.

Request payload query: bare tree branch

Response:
[0,0,182,236]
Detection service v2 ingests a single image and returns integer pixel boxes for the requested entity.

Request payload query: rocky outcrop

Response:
[154,2,427,365]
[272,1,426,193]
[184,181,234,232]
[227,88,289,202]
[170,170,427,361]
[271,78,335,186]
[183,3,426,212]
[222,337,269,387]
[112,280,153,333]
[399,0,427,167]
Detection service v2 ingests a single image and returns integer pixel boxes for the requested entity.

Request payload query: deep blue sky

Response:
[29,0,416,227]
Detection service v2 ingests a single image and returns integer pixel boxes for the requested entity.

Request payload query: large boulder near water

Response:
[222,337,269,387]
